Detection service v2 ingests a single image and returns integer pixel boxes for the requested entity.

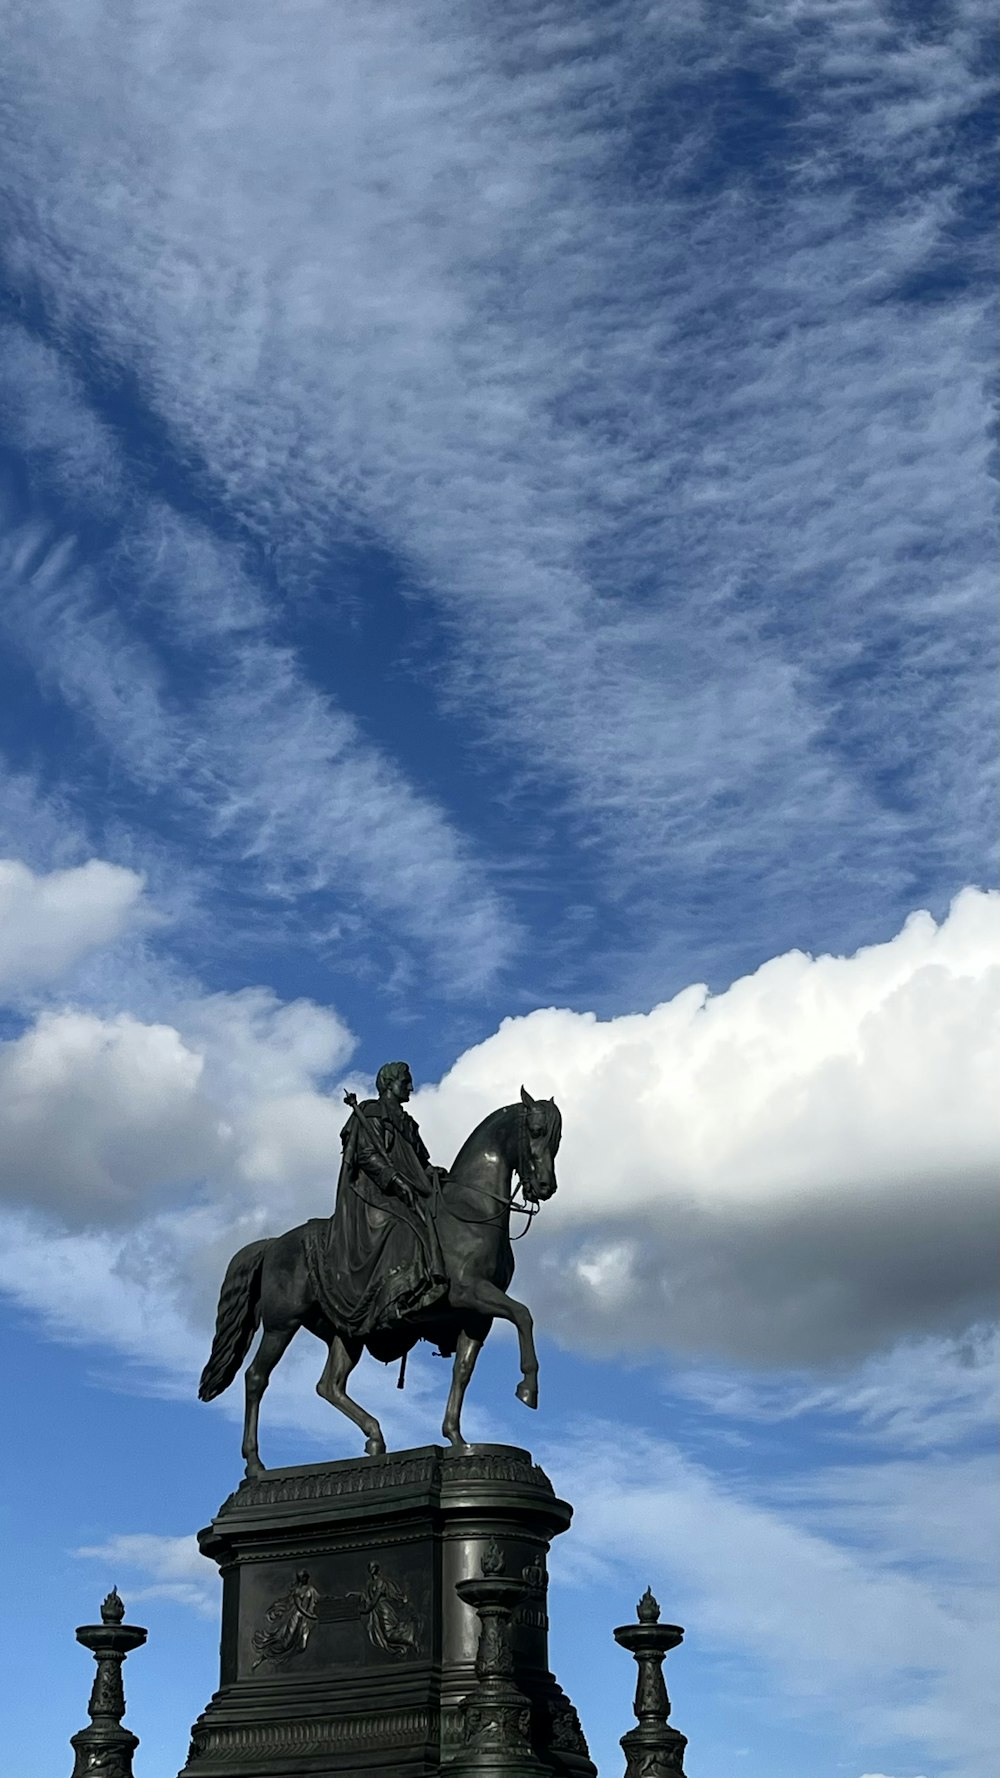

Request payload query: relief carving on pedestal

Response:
[251,1571,321,1668]
[350,1561,421,1658]
[251,1561,420,1670]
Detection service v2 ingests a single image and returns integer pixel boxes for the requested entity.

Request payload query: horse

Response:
[199,1087,561,1476]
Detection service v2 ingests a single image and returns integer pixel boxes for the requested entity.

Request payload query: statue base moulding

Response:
[179,1442,595,1778]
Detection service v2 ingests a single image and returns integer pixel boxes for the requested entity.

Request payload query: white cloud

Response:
[0,857,145,994]
[0,1010,226,1218]
[415,887,1000,1360]
[75,1533,217,1618]
[183,986,356,1193]
[0,986,359,1224]
[178,986,353,1106]
[0,888,995,1363]
[0,881,989,1351]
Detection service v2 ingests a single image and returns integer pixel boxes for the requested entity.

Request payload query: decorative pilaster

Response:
[70,1588,147,1778]
[446,1540,547,1776]
[613,1588,687,1778]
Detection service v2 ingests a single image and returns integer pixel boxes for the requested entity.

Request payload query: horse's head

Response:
[517,1085,562,1203]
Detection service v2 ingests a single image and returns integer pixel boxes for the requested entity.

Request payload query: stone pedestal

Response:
[179,1444,594,1778]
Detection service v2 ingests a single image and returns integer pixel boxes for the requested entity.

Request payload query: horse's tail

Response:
[198,1239,270,1401]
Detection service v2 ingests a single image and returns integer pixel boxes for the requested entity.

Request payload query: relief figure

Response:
[350,1561,419,1658]
[251,1570,320,1669]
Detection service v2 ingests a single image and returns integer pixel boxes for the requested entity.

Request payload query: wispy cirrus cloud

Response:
[1,0,992,982]
[675,1328,1000,1452]
[75,1533,217,1618]
[546,1412,996,1778]
[0,458,517,996]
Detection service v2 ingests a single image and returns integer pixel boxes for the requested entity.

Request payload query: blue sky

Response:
[0,2,996,1776]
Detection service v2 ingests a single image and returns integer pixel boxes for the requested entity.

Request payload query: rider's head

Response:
[376,1061,412,1102]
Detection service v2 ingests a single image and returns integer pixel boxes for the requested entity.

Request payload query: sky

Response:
[0,2,996,1776]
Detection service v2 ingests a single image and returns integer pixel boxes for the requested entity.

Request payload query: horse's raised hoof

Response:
[515,1379,538,1410]
[364,1434,386,1457]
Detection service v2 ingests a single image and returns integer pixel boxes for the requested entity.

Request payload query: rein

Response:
[440,1106,544,1238]
[442,1184,540,1237]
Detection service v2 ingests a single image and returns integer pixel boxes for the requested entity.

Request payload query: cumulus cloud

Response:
[415,887,1000,1362]
[0,985,357,1223]
[0,886,994,1368]
[0,1010,226,1217]
[0,857,144,993]
[184,987,355,1195]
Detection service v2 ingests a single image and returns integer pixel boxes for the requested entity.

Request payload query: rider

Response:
[325,1061,449,1344]
[347,1062,444,1218]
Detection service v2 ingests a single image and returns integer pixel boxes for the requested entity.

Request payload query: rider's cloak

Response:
[304,1098,448,1360]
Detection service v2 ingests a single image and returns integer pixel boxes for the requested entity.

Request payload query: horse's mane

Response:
[449,1095,561,1173]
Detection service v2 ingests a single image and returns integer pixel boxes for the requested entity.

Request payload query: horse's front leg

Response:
[442,1329,484,1446]
[449,1280,539,1410]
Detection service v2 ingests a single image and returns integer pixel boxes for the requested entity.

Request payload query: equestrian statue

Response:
[199,1062,562,1475]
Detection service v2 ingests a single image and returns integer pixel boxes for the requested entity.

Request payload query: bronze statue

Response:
[199,1071,561,1474]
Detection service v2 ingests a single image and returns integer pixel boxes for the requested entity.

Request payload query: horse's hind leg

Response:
[243,1326,295,1479]
[317,1334,386,1457]
[442,1329,483,1448]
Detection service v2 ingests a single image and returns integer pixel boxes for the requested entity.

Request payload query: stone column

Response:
[613,1588,688,1778]
[70,1588,147,1778]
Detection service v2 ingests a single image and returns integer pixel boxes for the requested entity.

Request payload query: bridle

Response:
[441,1103,548,1238]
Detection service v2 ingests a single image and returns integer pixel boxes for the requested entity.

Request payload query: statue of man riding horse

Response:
[199,1063,562,1475]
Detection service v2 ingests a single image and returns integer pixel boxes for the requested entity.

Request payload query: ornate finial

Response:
[70,1590,147,1778]
[101,1587,126,1624]
[480,1539,505,1576]
[614,1592,687,1777]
